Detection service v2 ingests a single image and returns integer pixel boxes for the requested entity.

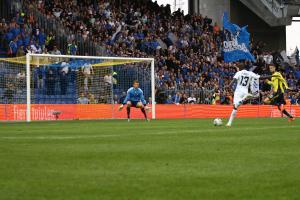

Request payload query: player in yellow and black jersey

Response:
[264,65,295,121]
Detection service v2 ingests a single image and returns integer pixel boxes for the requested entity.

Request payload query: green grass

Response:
[0,118,300,200]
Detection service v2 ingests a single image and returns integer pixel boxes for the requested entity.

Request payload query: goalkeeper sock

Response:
[141,108,147,119]
[227,109,237,126]
[127,107,131,119]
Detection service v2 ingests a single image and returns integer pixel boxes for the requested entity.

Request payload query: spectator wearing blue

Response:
[23,32,31,47]
[295,68,300,79]
[173,92,181,104]
[11,24,21,38]
[16,36,23,48]
[289,94,298,105]
[8,37,18,56]
[38,28,46,48]
[17,12,25,25]
[67,40,78,55]
[5,32,14,44]
[165,95,173,104]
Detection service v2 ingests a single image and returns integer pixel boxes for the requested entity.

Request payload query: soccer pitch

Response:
[0,118,299,200]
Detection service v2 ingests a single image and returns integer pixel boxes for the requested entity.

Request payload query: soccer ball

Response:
[213,118,223,126]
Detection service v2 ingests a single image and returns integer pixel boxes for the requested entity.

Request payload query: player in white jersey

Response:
[226,66,275,127]
[233,70,260,106]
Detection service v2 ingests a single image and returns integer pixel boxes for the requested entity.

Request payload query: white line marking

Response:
[0,126,298,140]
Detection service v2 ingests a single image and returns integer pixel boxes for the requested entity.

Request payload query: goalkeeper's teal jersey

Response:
[123,87,146,105]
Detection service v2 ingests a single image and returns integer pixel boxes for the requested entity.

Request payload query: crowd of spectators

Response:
[0,10,60,57]
[1,0,300,105]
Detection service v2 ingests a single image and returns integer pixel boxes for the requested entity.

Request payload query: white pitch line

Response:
[0,125,298,140]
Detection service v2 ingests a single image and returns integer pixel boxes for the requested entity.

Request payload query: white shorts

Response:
[233,91,249,107]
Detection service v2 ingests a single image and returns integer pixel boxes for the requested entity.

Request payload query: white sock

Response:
[227,109,237,126]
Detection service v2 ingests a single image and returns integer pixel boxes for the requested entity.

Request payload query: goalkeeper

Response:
[119,80,150,121]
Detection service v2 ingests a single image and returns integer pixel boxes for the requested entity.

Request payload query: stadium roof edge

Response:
[239,0,299,26]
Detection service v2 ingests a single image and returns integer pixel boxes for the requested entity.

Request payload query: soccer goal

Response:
[0,54,155,121]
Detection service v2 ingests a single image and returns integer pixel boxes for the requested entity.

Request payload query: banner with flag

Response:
[222,12,255,63]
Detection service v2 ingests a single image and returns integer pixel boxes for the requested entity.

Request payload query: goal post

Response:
[26,53,31,122]
[0,53,155,121]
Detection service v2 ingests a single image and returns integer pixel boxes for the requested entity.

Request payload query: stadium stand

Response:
[0,0,299,105]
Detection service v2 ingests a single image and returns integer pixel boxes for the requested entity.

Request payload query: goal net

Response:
[0,54,155,121]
